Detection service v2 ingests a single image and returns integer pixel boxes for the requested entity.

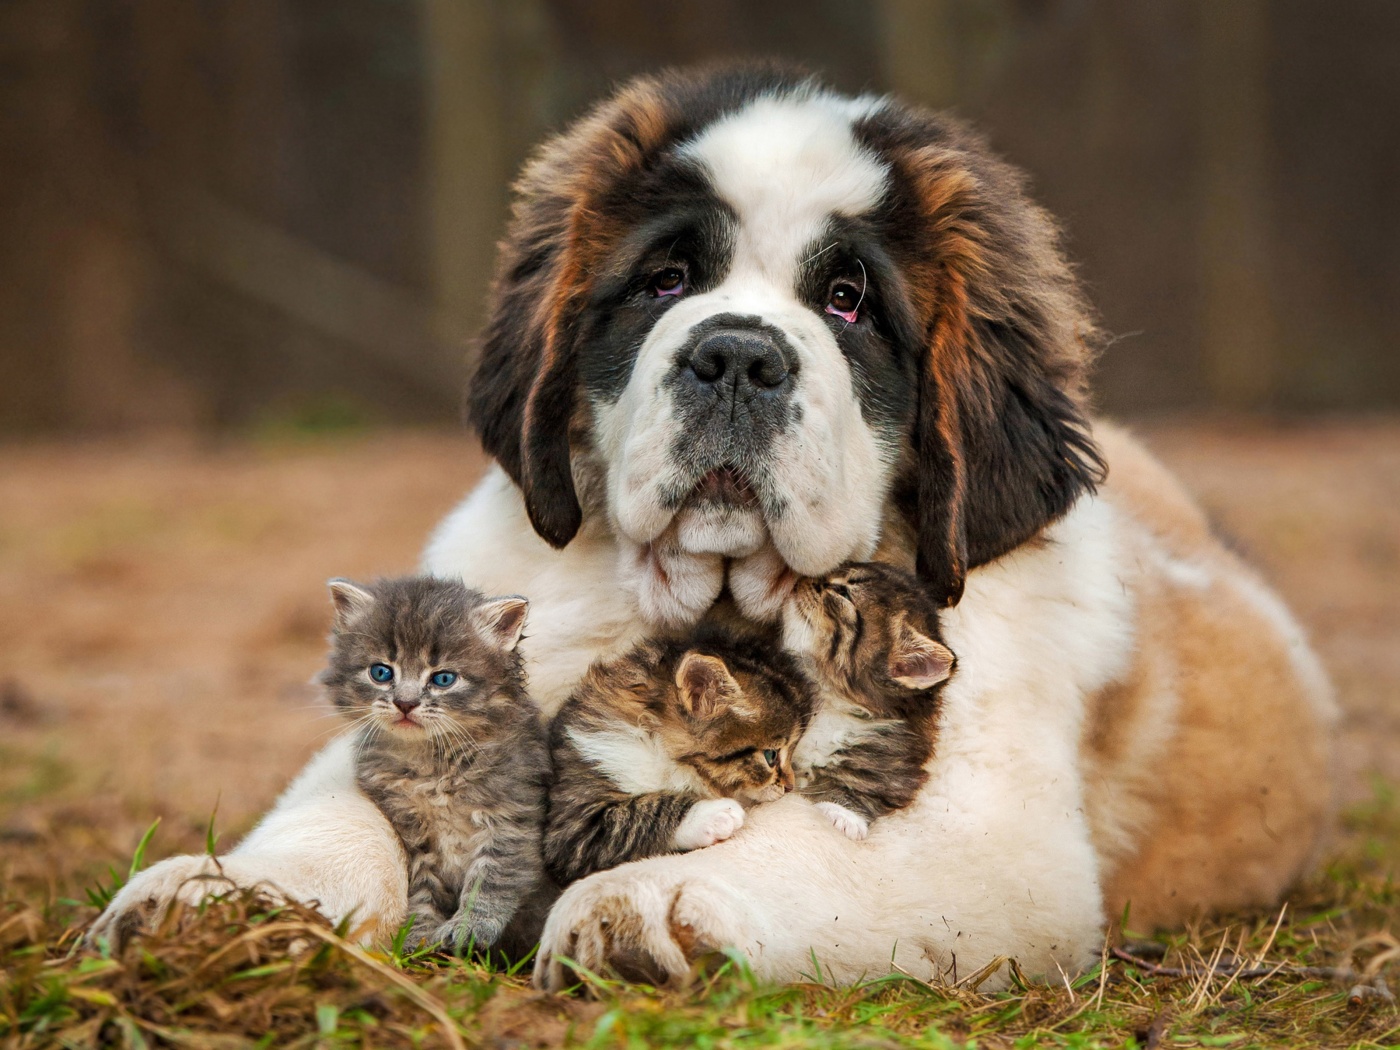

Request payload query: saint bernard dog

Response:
[94,64,1338,990]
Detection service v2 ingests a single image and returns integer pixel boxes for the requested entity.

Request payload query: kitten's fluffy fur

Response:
[321,575,552,954]
[544,628,812,885]
[782,562,956,840]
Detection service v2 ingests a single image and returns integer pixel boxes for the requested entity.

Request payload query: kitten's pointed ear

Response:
[888,614,956,690]
[675,653,745,719]
[327,579,375,628]
[472,596,530,652]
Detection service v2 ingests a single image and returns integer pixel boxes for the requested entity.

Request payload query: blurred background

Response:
[3,0,1399,434]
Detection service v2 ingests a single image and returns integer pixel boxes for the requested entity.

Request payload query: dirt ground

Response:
[1,420,1398,883]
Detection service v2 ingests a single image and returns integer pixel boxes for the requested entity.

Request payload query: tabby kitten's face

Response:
[661,651,808,804]
[781,561,955,716]
[320,576,529,746]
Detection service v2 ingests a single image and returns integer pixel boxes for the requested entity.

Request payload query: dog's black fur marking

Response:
[469,61,1105,603]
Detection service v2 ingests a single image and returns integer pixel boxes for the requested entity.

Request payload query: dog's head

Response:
[470,63,1104,608]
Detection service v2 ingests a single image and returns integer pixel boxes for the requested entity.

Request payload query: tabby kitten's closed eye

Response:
[781,561,956,841]
[321,575,553,957]
[543,628,812,886]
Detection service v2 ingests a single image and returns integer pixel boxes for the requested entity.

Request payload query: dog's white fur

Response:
[90,735,409,945]
[95,475,1126,977]
[91,434,1331,982]
[600,93,897,627]
[93,91,1334,987]
[532,494,1125,986]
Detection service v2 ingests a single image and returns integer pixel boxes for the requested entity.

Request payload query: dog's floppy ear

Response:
[470,232,584,548]
[894,135,1106,606]
[468,79,675,548]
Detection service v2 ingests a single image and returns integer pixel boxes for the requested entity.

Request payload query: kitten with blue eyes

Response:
[320,575,552,956]
[781,561,956,841]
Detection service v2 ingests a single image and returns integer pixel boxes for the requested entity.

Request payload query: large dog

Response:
[94,64,1337,989]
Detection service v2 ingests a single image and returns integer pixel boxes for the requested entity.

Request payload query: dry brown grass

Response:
[2,419,1398,1047]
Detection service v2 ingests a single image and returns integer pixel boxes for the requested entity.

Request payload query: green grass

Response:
[3,788,1399,1049]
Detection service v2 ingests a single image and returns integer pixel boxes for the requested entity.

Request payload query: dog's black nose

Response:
[687,329,791,392]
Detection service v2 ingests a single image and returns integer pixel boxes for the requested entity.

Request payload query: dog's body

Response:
[92,66,1336,987]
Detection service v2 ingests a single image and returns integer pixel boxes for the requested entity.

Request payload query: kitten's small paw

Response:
[814,801,869,841]
[408,910,504,954]
[673,798,746,851]
[459,916,506,953]
[404,915,445,951]
[421,917,498,954]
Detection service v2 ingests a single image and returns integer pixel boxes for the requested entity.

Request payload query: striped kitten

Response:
[321,575,552,956]
[543,629,812,886]
[781,562,956,841]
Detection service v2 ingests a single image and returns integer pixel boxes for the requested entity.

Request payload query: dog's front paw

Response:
[533,867,748,990]
[813,801,870,841]
[673,798,745,851]
[88,854,238,950]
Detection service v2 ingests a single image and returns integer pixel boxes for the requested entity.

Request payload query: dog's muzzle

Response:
[668,313,799,474]
[685,327,792,400]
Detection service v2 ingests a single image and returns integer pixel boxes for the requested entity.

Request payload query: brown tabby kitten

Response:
[781,561,956,841]
[321,575,551,955]
[544,628,812,885]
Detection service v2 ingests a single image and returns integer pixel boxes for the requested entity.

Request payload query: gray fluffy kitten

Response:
[320,575,551,955]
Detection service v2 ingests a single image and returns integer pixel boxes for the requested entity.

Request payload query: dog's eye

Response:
[369,663,393,683]
[825,283,861,323]
[649,267,686,298]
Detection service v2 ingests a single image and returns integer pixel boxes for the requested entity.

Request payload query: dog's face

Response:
[471,64,1105,613]
[589,93,909,578]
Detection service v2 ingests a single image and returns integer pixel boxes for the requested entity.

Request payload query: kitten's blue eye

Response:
[369,663,394,683]
[431,671,457,688]
[763,749,778,767]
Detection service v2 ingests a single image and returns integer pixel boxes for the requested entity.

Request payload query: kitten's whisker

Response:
[439,718,481,759]
[431,723,449,765]
[312,712,374,745]
[326,711,375,737]
[446,716,480,750]
[347,713,385,762]
[431,716,474,762]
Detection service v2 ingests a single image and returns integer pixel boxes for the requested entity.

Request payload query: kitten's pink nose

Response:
[393,698,420,716]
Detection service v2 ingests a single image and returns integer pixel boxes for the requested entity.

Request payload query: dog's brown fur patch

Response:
[1084,424,1335,929]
